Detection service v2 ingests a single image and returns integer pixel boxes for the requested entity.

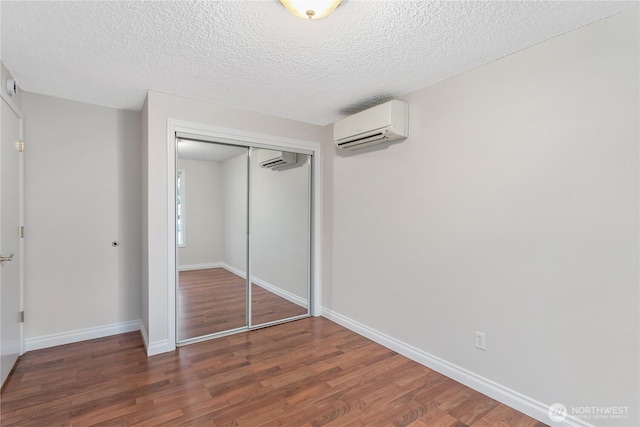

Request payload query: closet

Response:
[175,135,311,344]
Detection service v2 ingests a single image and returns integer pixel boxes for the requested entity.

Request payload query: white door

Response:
[0,96,23,386]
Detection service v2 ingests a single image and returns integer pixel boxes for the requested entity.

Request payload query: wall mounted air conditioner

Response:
[333,100,409,150]
[259,151,297,170]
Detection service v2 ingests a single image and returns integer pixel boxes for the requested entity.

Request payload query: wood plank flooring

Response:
[1,318,548,427]
[179,268,307,340]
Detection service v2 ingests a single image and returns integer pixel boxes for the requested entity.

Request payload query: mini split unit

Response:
[258,151,298,170]
[333,100,409,150]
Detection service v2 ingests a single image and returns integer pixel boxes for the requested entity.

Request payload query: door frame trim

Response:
[167,119,323,348]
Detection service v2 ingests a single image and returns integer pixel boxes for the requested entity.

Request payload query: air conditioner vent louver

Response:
[259,151,297,170]
[335,131,388,149]
[333,100,408,151]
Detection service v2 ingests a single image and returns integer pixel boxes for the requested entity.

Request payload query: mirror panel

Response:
[175,139,312,344]
[177,140,248,341]
[250,148,310,326]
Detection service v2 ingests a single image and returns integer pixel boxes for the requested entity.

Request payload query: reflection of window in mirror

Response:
[177,169,186,247]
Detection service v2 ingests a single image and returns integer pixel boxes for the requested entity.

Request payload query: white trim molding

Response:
[25,320,141,352]
[219,263,308,309]
[252,277,307,308]
[179,262,223,272]
[0,90,24,120]
[321,308,595,427]
[146,339,172,357]
[139,321,173,357]
[167,119,324,352]
[139,321,149,350]
[221,262,246,279]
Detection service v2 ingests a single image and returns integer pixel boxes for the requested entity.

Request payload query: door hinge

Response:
[19,311,24,323]
[18,226,24,238]
[15,140,24,153]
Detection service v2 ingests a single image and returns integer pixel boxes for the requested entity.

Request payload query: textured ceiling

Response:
[1,1,635,125]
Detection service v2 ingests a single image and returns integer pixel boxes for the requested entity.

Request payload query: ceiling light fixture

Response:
[279,0,342,20]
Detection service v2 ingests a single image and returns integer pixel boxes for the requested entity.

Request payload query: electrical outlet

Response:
[475,331,486,350]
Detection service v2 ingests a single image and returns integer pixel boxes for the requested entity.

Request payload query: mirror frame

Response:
[170,123,320,347]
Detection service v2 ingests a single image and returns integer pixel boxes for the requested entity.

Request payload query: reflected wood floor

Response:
[1,318,548,427]
[179,268,307,340]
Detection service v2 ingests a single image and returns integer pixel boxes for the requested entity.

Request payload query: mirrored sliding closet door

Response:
[176,138,311,344]
[249,148,310,327]
[176,140,249,341]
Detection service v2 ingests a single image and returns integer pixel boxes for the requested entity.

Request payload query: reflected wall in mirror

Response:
[250,148,310,326]
[177,140,248,341]
[176,140,312,343]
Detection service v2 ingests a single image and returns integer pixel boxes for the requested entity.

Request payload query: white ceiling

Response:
[1,1,635,126]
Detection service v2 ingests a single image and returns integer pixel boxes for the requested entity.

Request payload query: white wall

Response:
[23,92,141,347]
[222,153,247,273]
[251,149,310,301]
[177,159,223,267]
[143,91,327,352]
[327,9,638,426]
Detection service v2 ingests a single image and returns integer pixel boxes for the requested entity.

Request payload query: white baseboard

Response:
[25,319,141,352]
[146,339,173,357]
[138,321,174,357]
[321,308,593,427]
[252,276,307,308]
[220,263,307,308]
[179,262,223,271]
[139,321,149,349]
[221,262,246,278]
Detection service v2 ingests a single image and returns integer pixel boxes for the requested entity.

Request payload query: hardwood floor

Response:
[178,268,308,340]
[1,318,547,427]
